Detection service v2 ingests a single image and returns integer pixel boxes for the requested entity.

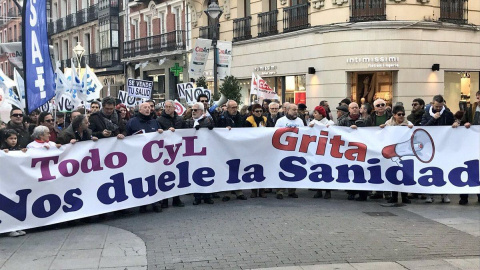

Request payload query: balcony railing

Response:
[439,0,467,24]
[199,25,220,40]
[258,10,278,37]
[89,48,121,68]
[48,4,98,35]
[350,0,386,22]
[99,0,119,18]
[233,16,252,42]
[283,3,310,33]
[7,8,18,18]
[123,30,186,58]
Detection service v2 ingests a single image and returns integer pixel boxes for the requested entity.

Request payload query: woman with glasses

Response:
[244,104,269,198]
[38,112,60,143]
[380,105,413,204]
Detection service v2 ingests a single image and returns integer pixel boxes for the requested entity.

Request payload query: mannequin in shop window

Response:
[361,75,377,104]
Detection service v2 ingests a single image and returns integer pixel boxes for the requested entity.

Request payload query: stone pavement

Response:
[0,191,479,270]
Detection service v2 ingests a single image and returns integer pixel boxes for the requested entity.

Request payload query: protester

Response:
[185,102,215,205]
[297,103,308,125]
[274,103,305,199]
[126,102,164,212]
[1,128,27,237]
[338,102,370,201]
[157,100,186,208]
[57,115,98,145]
[262,99,272,114]
[56,112,65,130]
[266,102,281,126]
[154,104,163,117]
[320,100,333,121]
[0,121,6,129]
[89,96,126,139]
[183,107,193,120]
[6,108,31,148]
[369,99,392,200]
[90,101,101,114]
[27,125,61,149]
[240,105,249,117]
[338,98,351,107]
[407,98,425,126]
[336,105,349,122]
[146,99,157,119]
[360,103,372,122]
[197,94,219,124]
[27,109,40,133]
[116,103,131,128]
[309,105,335,199]
[380,105,413,204]
[421,95,454,203]
[38,112,60,143]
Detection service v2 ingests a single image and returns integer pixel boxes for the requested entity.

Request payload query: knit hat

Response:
[314,106,327,118]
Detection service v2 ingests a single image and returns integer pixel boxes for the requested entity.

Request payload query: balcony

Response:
[258,10,278,37]
[350,0,386,22]
[89,48,121,68]
[233,16,252,42]
[123,30,186,59]
[199,25,220,40]
[283,3,310,33]
[99,0,119,18]
[48,4,98,35]
[439,0,467,24]
[7,8,18,18]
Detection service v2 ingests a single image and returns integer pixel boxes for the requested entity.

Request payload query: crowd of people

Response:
[1,91,479,237]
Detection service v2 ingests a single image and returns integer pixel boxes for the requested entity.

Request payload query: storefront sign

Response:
[254,65,277,75]
[346,56,399,68]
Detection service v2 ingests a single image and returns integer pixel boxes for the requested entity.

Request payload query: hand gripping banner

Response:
[0,126,479,233]
[22,0,55,113]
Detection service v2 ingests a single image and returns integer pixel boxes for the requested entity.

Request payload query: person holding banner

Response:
[1,129,27,237]
[116,104,131,128]
[89,97,126,139]
[381,105,413,204]
[6,108,31,148]
[185,102,215,205]
[157,100,186,208]
[274,103,305,199]
[27,126,61,149]
[57,115,98,145]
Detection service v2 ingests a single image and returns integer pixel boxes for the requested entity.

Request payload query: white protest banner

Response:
[127,78,153,99]
[14,69,25,111]
[0,42,55,70]
[174,99,186,115]
[82,65,103,101]
[216,41,232,80]
[177,83,211,105]
[257,74,280,100]
[118,90,138,107]
[250,73,258,96]
[0,126,479,233]
[189,38,212,79]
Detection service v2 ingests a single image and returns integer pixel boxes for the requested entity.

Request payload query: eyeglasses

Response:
[254,110,263,113]
[270,108,279,110]
[396,113,405,116]
[192,109,200,112]
[412,103,419,107]
[375,103,386,108]
[44,119,54,123]
[200,100,208,103]
[11,114,23,118]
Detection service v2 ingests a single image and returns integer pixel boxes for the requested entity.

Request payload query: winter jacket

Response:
[338,114,371,127]
[407,109,424,126]
[370,110,393,126]
[244,115,268,127]
[157,111,185,130]
[185,116,215,129]
[6,121,31,148]
[88,110,126,138]
[420,107,454,126]
[56,125,93,145]
[217,111,244,128]
[126,115,161,135]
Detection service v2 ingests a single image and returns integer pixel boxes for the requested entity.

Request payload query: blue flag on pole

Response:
[22,0,55,114]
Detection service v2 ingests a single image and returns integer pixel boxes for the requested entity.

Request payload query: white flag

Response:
[82,65,103,101]
[65,68,83,108]
[256,74,280,100]
[250,73,258,96]
[14,69,25,110]
[0,68,22,110]
[71,63,87,101]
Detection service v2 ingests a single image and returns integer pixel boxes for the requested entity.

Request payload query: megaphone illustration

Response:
[382,129,435,163]
[209,94,228,113]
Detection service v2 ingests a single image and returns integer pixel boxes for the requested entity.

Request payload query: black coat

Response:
[56,125,93,145]
[88,111,126,138]
[217,111,244,128]
[157,111,185,129]
[266,113,281,127]
[407,109,424,126]
[185,117,215,129]
[420,107,454,126]
[126,115,161,135]
[338,114,371,127]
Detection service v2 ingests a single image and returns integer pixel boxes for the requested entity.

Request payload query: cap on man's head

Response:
[336,105,349,113]
[298,103,307,110]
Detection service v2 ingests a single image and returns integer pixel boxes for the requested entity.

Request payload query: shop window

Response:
[444,71,479,114]
[285,75,306,104]
[350,71,393,106]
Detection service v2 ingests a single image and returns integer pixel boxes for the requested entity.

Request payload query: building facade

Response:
[123,0,190,102]
[190,0,479,116]
[48,0,125,97]
[0,0,21,77]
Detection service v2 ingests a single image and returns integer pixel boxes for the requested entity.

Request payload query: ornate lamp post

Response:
[73,42,85,75]
[204,1,223,96]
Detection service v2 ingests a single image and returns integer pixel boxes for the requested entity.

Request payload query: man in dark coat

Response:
[89,96,126,139]
[157,100,185,208]
[407,98,425,126]
[126,102,164,213]
[266,102,281,127]
[57,115,97,145]
[338,102,371,201]
[6,108,31,148]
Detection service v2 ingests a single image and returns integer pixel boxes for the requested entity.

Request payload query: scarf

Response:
[193,115,205,127]
[138,113,152,122]
[253,115,266,127]
[100,110,119,124]
[429,106,445,117]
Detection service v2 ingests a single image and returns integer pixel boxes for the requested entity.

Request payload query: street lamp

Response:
[204,1,223,96]
[73,42,85,74]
